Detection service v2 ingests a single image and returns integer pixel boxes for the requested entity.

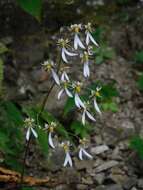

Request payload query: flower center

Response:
[95,91,100,97]
[63,144,69,152]
[75,85,81,93]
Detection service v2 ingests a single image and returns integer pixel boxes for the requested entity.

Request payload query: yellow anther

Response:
[75,85,81,93]
[49,126,54,133]
[96,91,100,97]
[63,144,69,152]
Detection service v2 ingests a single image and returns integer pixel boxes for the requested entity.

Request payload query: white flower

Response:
[61,142,72,167]
[94,98,101,115]
[81,51,90,78]
[42,60,60,85]
[73,82,85,108]
[58,80,73,99]
[24,118,38,141]
[70,24,85,50]
[78,138,93,160]
[85,23,99,46]
[44,122,57,149]
[75,93,85,109]
[58,38,77,63]
[91,87,102,115]
[82,108,96,125]
[79,147,93,160]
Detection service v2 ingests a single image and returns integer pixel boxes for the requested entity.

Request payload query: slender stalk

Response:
[19,136,32,189]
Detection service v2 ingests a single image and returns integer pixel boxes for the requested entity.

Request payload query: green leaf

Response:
[17,0,42,21]
[130,136,143,160]
[0,58,4,95]
[0,42,8,54]
[134,51,143,64]
[101,84,119,100]
[95,55,104,64]
[70,121,91,138]
[3,102,23,126]
[101,102,118,112]
[64,97,75,116]
[37,127,49,156]
[137,73,143,91]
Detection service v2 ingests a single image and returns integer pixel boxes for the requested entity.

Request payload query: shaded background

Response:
[0,0,143,190]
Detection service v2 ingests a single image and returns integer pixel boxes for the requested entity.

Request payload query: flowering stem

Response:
[20,52,62,189]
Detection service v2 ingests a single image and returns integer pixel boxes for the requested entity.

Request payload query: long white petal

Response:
[61,73,65,81]
[82,148,93,159]
[86,32,90,45]
[63,153,69,167]
[74,34,78,50]
[26,128,30,141]
[62,48,68,63]
[79,148,83,160]
[58,89,64,99]
[75,94,85,108]
[74,93,80,108]
[76,34,85,49]
[65,88,73,97]
[83,61,90,78]
[82,110,86,125]
[67,152,73,167]
[94,99,101,115]
[61,71,69,82]
[48,132,55,149]
[31,127,38,138]
[86,111,96,122]
[63,48,77,56]
[88,32,99,47]
[64,72,69,81]
[51,69,60,85]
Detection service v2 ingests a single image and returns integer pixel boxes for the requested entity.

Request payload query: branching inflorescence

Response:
[24,23,102,167]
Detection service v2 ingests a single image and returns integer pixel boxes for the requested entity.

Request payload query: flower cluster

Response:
[24,23,102,167]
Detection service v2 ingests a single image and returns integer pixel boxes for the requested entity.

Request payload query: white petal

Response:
[58,89,64,99]
[82,148,93,159]
[31,127,38,138]
[61,73,65,81]
[86,32,90,45]
[63,48,77,56]
[61,71,69,82]
[62,48,68,63]
[64,72,69,81]
[67,152,73,167]
[75,93,85,108]
[63,153,69,167]
[76,34,85,49]
[48,132,55,149]
[82,110,86,125]
[83,62,90,78]
[88,32,99,47]
[65,88,73,97]
[26,128,30,141]
[86,111,96,122]
[74,93,81,108]
[51,69,60,85]
[94,99,101,115]
[79,148,83,160]
[74,34,78,50]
